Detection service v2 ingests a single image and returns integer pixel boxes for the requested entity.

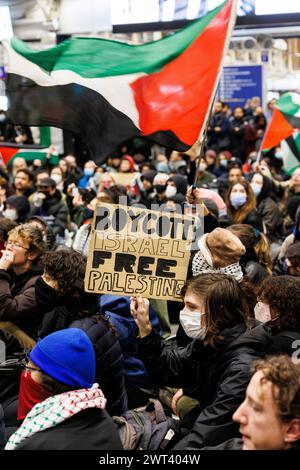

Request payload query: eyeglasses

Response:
[24,364,41,373]
[23,360,41,374]
[5,240,29,251]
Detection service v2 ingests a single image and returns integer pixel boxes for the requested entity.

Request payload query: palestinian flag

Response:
[280,132,300,175]
[0,143,59,167]
[261,92,300,152]
[4,0,237,164]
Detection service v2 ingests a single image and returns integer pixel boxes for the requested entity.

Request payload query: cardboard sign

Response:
[84,203,195,301]
[110,172,139,187]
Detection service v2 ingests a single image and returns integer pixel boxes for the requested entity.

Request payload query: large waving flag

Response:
[261,92,300,152]
[4,0,236,164]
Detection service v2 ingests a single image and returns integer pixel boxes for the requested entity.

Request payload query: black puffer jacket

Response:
[36,279,128,416]
[30,190,69,236]
[137,323,271,449]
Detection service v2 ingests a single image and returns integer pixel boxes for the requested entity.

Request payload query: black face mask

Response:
[154,184,166,194]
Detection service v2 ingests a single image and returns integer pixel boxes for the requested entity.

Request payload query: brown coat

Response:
[0,266,42,340]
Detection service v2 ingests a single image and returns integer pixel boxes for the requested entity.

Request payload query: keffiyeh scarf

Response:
[192,252,244,282]
[6,383,106,450]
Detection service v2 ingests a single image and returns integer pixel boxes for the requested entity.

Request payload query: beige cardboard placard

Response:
[110,172,139,187]
[84,203,194,301]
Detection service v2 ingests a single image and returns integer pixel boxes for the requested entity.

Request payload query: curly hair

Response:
[257,276,300,331]
[8,223,46,255]
[227,178,257,224]
[182,273,249,348]
[252,355,300,424]
[41,250,86,299]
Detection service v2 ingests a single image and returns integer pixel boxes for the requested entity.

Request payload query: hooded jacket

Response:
[100,294,162,388]
[137,322,271,449]
[167,175,188,196]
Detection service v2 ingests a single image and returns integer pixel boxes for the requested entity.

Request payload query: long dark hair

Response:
[227,178,256,224]
[183,273,249,348]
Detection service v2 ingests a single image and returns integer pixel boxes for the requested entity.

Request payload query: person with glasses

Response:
[5,328,122,450]
[0,223,46,405]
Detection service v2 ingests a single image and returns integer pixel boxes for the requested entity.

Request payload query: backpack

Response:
[113,399,178,450]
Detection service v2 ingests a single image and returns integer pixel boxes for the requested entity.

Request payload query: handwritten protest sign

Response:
[84,203,195,301]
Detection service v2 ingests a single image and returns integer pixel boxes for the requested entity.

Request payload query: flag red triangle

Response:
[261,108,294,151]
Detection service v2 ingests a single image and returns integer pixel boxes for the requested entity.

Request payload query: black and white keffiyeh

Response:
[192,251,244,282]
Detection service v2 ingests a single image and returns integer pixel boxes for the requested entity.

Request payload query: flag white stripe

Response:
[4,41,142,128]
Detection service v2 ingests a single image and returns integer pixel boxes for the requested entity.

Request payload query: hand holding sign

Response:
[130,295,152,338]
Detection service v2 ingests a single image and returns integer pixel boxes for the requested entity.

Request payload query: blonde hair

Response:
[254,232,272,275]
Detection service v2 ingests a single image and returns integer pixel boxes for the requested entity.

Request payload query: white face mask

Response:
[199,163,207,172]
[51,174,62,185]
[165,185,177,198]
[179,307,206,340]
[254,302,271,323]
[3,208,17,221]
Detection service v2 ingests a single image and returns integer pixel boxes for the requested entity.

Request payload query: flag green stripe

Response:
[277,92,300,117]
[11,1,226,78]
[7,151,59,168]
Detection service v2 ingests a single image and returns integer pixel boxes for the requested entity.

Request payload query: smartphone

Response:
[72,187,79,197]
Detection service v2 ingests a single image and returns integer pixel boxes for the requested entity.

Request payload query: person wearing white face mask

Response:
[255,276,300,358]
[194,158,215,188]
[3,196,31,224]
[50,167,64,193]
[165,175,188,200]
[131,273,271,449]
[227,178,263,231]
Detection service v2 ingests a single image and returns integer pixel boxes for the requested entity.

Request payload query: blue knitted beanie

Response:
[30,328,95,388]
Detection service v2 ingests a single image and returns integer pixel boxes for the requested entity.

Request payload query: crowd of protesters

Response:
[1,95,300,450]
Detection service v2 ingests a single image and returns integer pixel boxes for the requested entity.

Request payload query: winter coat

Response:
[240,250,269,285]
[267,329,300,357]
[137,323,271,449]
[0,263,43,344]
[228,208,263,232]
[207,112,231,152]
[253,176,283,241]
[14,408,122,450]
[30,190,69,236]
[258,197,283,241]
[201,437,243,450]
[229,118,247,162]
[36,282,127,416]
[100,295,162,388]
